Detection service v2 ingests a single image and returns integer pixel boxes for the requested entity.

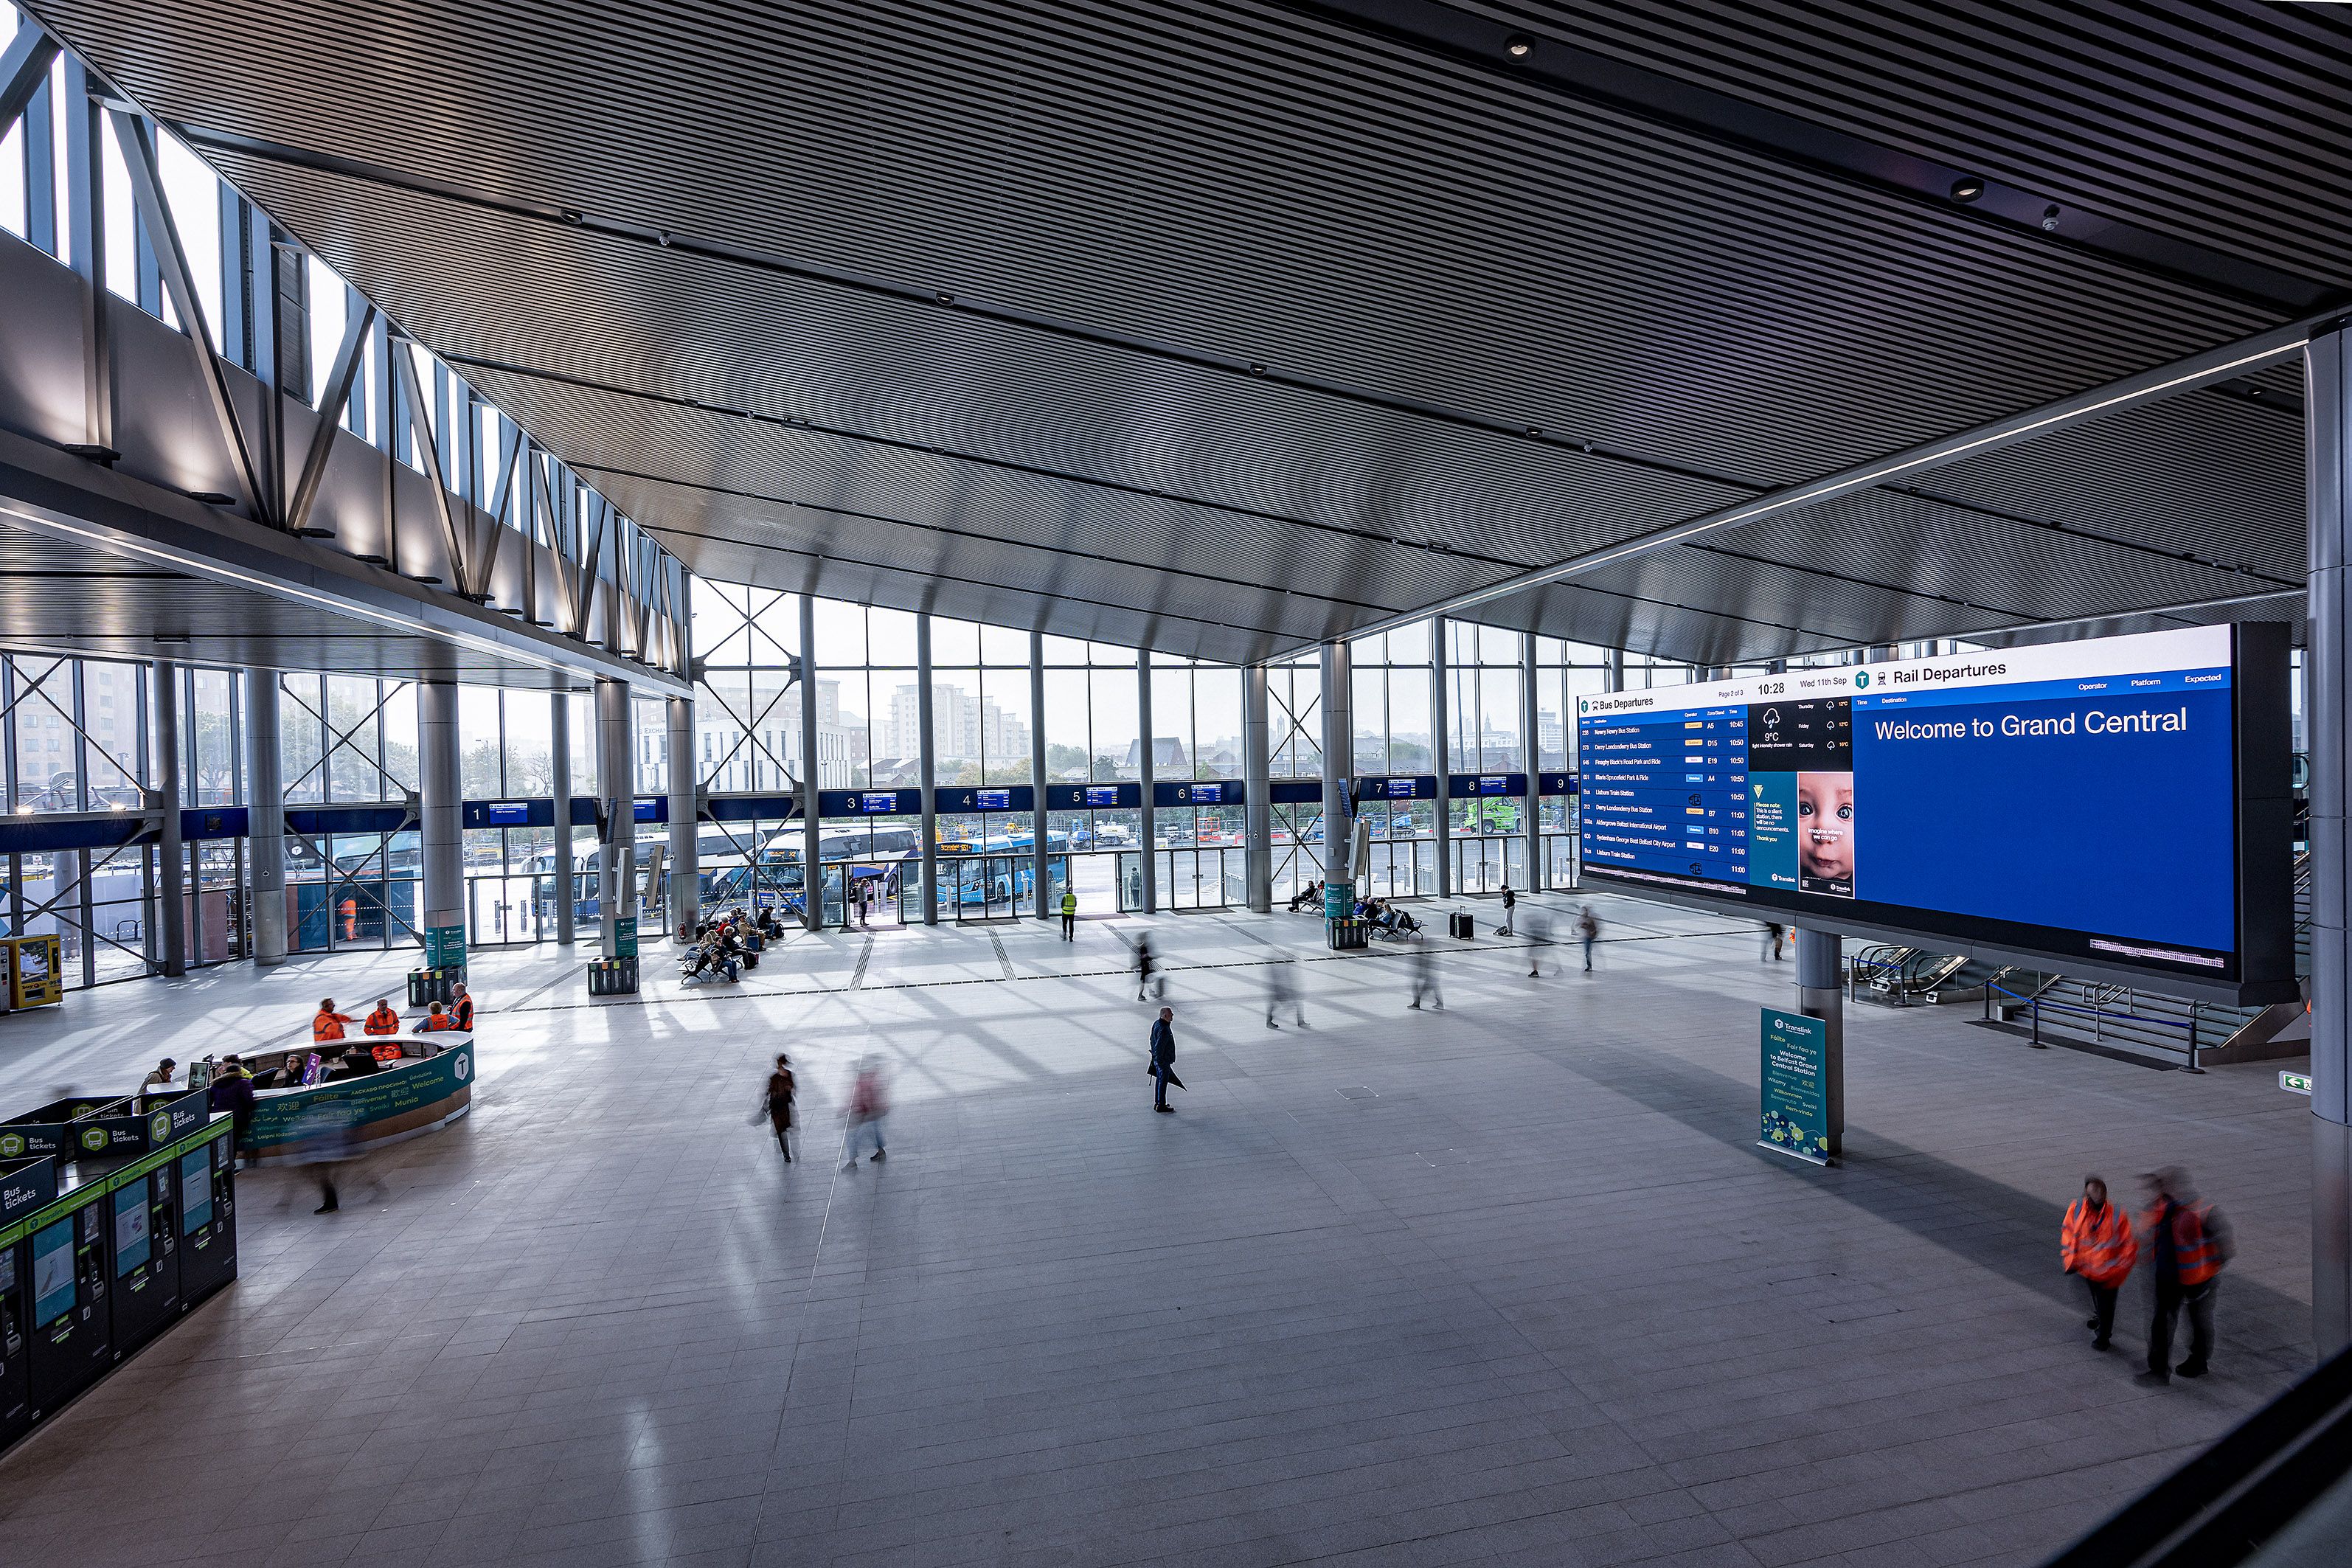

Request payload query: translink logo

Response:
[1854,672,1870,688]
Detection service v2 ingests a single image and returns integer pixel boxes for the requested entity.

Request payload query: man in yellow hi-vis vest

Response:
[1059,888,1078,941]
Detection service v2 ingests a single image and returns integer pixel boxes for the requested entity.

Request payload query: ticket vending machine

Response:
[25,1185,109,1416]
[0,1154,58,1451]
[105,1155,180,1353]
[173,1129,237,1302]
[0,1224,27,1449]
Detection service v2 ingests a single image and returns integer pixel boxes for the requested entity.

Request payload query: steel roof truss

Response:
[109,108,274,527]
[285,299,376,536]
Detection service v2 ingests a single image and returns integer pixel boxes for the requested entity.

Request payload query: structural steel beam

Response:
[1304,311,2341,653]
[0,21,59,135]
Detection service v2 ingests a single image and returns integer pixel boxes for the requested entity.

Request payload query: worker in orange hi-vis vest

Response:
[2139,1167,2234,1385]
[341,897,358,940]
[2060,1176,2137,1353]
[312,999,355,1042]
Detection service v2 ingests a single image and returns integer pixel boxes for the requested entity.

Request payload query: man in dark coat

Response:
[1148,1006,1182,1112]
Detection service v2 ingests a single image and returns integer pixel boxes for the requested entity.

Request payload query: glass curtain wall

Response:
[1042,637,1145,915]
[1347,625,1435,898]
[692,583,802,918]
[811,603,920,924]
[1446,623,1525,893]
[1533,639,1612,889]
[1149,654,1245,909]
[932,619,1037,919]
[277,673,418,954]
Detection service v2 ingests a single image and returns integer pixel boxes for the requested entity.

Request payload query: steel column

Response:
[153,660,185,977]
[667,694,696,938]
[801,595,823,933]
[1795,928,1845,1162]
[1433,619,1451,898]
[1031,631,1051,920]
[549,690,575,945]
[917,616,937,926]
[417,679,464,966]
[246,670,286,965]
[2311,323,2352,1356]
[1243,662,1272,913]
[1137,651,1158,914]
[1320,641,1353,904]
[595,677,635,956]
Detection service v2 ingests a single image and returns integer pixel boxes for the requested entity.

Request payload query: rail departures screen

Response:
[1576,625,2292,996]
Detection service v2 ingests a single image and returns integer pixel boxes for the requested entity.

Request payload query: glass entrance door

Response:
[1156,849,1236,910]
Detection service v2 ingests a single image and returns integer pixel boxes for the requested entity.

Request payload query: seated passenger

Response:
[265,1052,308,1089]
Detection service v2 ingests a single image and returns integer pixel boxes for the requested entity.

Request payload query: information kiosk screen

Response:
[31,1220,72,1327]
[113,1186,150,1276]
[1575,625,2286,988]
[181,1150,212,1235]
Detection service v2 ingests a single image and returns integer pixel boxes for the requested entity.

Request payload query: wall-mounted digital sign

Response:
[485,802,531,825]
[631,799,659,822]
[974,789,1011,811]
[1576,625,2292,996]
[1352,775,1436,802]
[1085,785,1122,808]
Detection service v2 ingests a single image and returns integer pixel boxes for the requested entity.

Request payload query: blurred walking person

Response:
[765,1052,797,1162]
[2061,1175,2136,1351]
[1409,943,1443,1010]
[1134,934,1162,1002]
[1148,1005,1182,1111]
[1576,905,1601,971]
[842,1056,889,1168]
[1763,922,1786,962]
[1266,957,1305,1030]
[1524,906,1555,978]
[2140,1167,2233,1382]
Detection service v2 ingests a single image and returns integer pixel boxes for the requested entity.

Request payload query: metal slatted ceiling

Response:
[455,370,1457,640]
[1500,0,2352,285]
[1921,391,2305,583]
[114,0,2280,477]
[24,0,2317,663]
[0,520,569,685]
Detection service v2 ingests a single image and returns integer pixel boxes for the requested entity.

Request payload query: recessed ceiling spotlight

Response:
[1248,362,1266,375]
[2041,203,2061,231]
[1949,176,1984,203]
[1504,34,1533,58]
[937,291,954,305]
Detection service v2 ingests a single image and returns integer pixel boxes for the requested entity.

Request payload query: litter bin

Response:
[1328,920,1369,951]
[588,957,639,996]
[408,966,463,1008]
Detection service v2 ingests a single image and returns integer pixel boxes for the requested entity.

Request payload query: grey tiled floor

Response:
[0,893,2317,1567]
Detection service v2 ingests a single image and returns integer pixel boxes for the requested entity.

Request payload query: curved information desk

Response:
[246,1038,476,1165]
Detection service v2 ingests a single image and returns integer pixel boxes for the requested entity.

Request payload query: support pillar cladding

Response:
[417,679,465,968]
[1031,633,1052,920]
[1138,651,1158,914]
[1319,641,1353,901]
[1433,620,1451,898]
[1243,662,1272,913]
[802,596,824,934]
[245,670,286,965]
[549,690,575,945]
[1522,634,1541,892]
[1794,926,1845,1162]
[2308,321,2352,1356]
[595,676,634,957]
[667,695,697,938]
[916,616,937,926]
[153,660,185,978]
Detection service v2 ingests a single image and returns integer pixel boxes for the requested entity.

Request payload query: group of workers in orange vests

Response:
[312,980,476,1044]
[2061,1167,2233,1383]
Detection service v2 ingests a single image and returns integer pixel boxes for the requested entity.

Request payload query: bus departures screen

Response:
[1576,625,2291,993]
